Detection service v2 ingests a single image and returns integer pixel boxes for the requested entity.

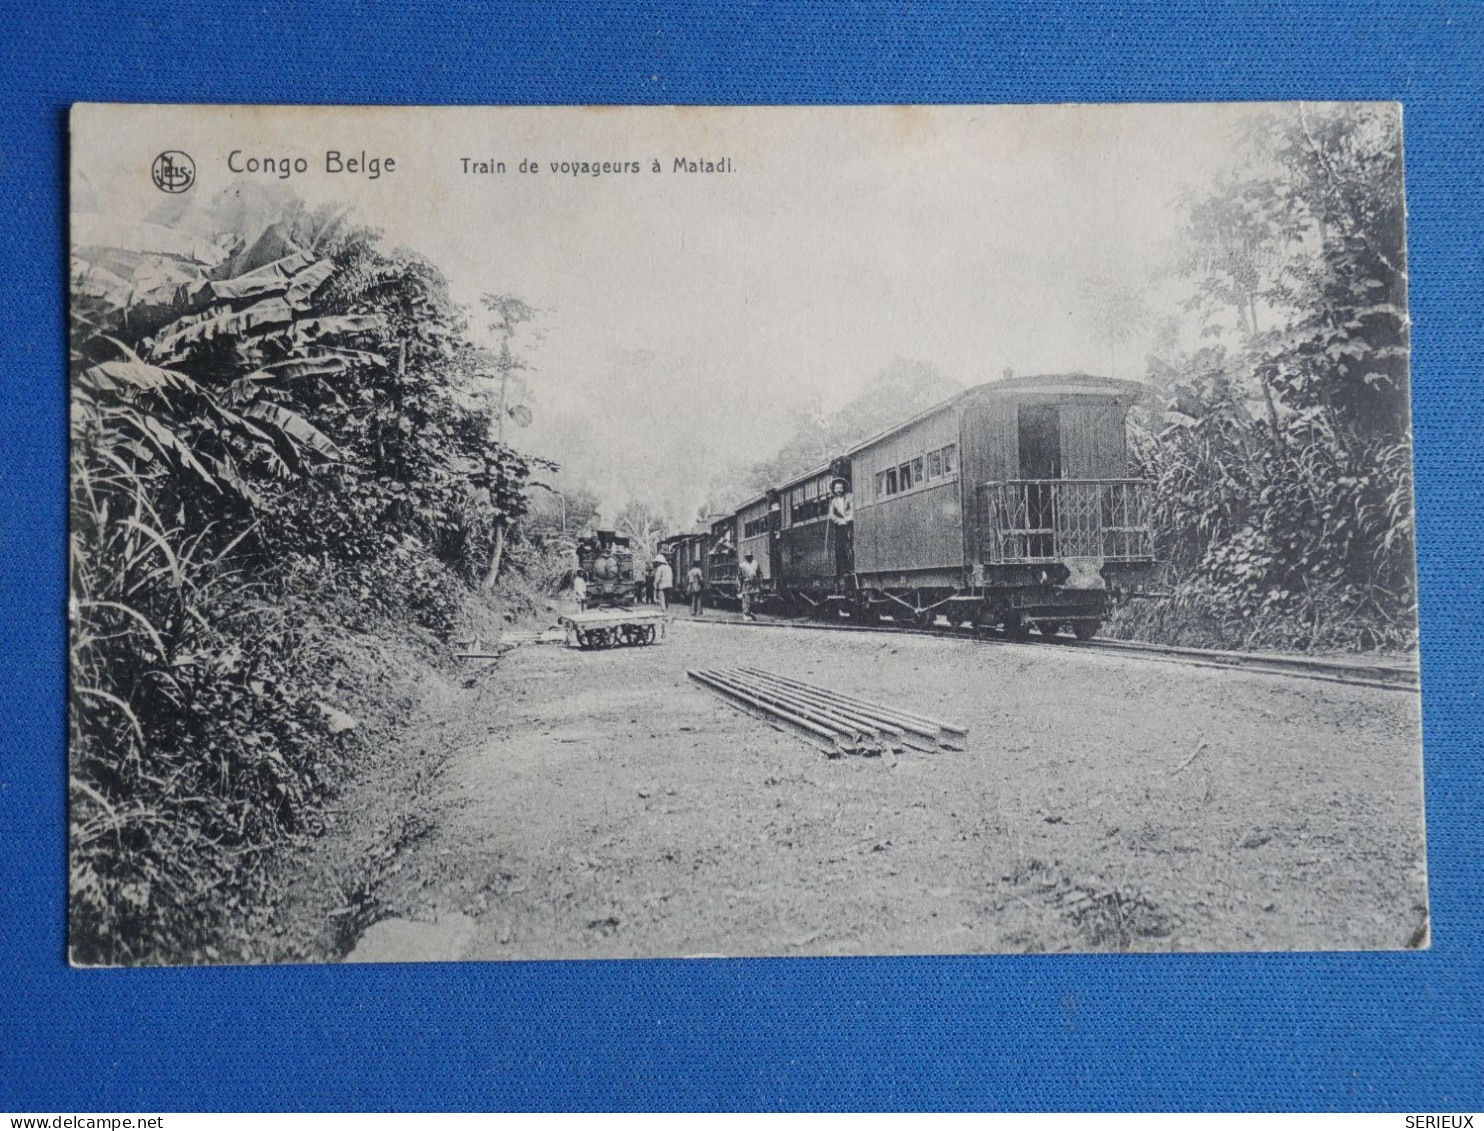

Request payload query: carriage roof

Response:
[714,373,1148,525]
[843,371,1148,458]
[774,460,836,495]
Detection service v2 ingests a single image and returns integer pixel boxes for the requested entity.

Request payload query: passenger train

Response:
[662,372,1158,638]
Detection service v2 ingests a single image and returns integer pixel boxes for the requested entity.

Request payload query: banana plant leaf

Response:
[204,251,317,302]
[148,297,295,361]
[71,214,233,266]
[80,360,204,398]
[241,355,352,383]
[284,259,335,309]
[291,314,385,340]
[126,410,223,492]
[241,400,343,461]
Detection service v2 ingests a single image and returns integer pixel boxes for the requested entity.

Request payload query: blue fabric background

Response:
[2,0,1479,1112]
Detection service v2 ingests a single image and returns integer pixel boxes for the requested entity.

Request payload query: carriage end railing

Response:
[979,479,1153,564]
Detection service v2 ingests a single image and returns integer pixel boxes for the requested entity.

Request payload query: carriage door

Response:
[1017,405,1061,558]
[766,490,785,582]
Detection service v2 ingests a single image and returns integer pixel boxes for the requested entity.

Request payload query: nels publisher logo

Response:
[151,150,196,193]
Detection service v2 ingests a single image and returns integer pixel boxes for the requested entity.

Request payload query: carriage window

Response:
[928,451,942,479]
[941,444,955,474]
[898,462,912,489]
[912,457,924,484]
[790,486,831,521]
[884,468,897,495]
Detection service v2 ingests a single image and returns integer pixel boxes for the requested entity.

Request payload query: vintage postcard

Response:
[69,103,1424,965]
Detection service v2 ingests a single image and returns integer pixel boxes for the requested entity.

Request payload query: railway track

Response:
[688,613,1420,692]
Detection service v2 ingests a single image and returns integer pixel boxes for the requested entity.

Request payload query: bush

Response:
[1121,105,1416,654]
[68,186,549,963]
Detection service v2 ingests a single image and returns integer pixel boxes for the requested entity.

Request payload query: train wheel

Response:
[1072,620,1101,641]
[1035,621,1062,638]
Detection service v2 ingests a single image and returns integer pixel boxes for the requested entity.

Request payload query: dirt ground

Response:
[306,603,1428,962]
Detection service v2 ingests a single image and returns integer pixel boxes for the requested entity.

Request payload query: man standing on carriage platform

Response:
[828,477,854,577]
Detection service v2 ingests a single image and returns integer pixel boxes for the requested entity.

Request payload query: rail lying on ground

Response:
[687,667,968,757]
[688,616,1420,693]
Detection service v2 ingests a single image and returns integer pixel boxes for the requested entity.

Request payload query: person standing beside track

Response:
[687,562,705,617]
[738,551,761,621]
[652,555,674,614]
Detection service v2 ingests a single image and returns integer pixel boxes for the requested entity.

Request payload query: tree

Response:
[615,498,671,564]
[1078,273,1149,378]
[732,358,961,499]
[478,293,541,587]
[524,480,601,539]
[1139,103,1414,650]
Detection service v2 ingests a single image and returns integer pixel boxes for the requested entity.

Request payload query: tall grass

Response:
[69,189,541,963]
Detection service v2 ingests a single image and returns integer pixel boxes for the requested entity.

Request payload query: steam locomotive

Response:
[574,530,636,610]
[662,372,1158,639]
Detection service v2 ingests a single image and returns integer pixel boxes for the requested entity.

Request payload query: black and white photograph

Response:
[69,102,1425,966]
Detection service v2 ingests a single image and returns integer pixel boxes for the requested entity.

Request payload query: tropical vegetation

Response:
[69,186,544,963]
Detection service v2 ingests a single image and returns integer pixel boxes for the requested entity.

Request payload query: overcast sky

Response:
[76,103,1275,522]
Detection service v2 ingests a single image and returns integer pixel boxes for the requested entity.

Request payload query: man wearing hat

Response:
[738,551,762,621]
[652,554,674,613]
[828,477,854,576]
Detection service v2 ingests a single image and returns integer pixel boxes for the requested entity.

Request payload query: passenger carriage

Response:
[659,530,709,601]
[655,532,685,583]
[702,511,741,605]
[847,372,1155,636]
[764,372,1156,638]
[735,493,778,606]
[775,458,855,615]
